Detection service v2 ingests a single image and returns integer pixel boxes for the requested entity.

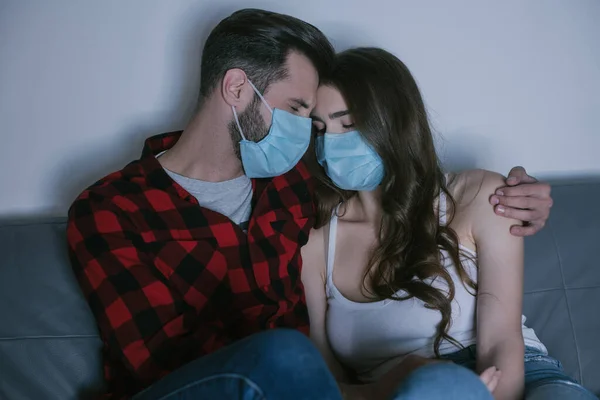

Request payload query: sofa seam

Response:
[525,285,600,294]
[549,219,584,386]
[0,219,66,228]
[0,334,99,341]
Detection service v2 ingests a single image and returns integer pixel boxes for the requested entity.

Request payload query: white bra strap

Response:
[439,173,450,226]
[326,210,339,282]
[439,190,447,226]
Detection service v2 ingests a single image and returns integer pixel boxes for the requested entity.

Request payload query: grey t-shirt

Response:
[163,167,253,232]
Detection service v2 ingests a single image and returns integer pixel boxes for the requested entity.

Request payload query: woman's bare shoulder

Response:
[447,169,506,211]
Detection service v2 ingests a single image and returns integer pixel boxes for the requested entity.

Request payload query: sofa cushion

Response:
[522,180,600,395]
[0,219,105,400]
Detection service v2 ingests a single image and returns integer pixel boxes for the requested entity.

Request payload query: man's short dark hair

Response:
[199,8,334,100]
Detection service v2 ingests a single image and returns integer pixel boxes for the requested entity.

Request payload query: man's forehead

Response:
[268,78,318,108]
[263,53,318,107]
[286,53,319,97]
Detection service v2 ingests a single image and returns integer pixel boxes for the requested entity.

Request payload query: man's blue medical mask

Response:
[232,80,312,179]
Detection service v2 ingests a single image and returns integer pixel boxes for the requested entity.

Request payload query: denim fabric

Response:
[390,362,493,400]
[133,328,495,400]
[441,345,598,399]
[133,329,342,400]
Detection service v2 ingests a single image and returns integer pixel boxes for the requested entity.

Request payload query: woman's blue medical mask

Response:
[232,80,312,179]
[316,130,385,191]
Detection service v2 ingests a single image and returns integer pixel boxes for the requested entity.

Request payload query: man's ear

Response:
[221,69,251,107]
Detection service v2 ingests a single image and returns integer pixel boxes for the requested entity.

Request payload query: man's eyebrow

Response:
[330,110,349,119]
[291,98,310,109]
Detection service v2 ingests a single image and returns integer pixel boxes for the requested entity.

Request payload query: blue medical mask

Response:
[316,130,385,191]
[232,80,312,178]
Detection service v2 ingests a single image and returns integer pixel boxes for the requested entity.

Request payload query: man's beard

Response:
[228,96,270,160]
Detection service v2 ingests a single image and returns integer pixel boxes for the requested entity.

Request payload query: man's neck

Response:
[158,100,245,182]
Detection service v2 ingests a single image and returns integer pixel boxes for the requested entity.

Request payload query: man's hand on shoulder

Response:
[489,166,553,237]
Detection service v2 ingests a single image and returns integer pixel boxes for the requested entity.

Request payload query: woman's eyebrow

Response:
[330,110,349,119]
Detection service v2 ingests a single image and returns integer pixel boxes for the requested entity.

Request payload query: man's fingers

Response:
[491,193,553,211]
[495,182,552,199]
[511,224,542,237]
[494,204,543,222]
[491,194,539,210]
[507,166,537,186]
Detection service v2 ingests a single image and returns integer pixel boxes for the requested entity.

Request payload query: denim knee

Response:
[409,363,479,384]
[251,329,321,366]
[392,362,493,400]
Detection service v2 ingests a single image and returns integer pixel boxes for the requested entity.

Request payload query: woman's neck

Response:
[344,187,383,224]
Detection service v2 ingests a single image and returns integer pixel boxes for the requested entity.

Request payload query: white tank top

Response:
[325,190,547,383]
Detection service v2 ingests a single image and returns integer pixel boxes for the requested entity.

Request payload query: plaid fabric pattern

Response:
[67,132,315,398]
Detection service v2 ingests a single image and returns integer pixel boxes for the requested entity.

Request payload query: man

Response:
[67,9,553,400]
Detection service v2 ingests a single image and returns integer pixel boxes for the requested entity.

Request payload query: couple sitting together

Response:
[67,8,597,400]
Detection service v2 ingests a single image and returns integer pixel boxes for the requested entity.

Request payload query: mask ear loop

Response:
[247,80,273,113]
[232,79,272,141]
[231,106,246,141]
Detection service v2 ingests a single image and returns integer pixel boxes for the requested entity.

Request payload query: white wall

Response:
[1,0,599,216]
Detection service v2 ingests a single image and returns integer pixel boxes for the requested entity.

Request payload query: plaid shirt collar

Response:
[137,131,196,202]
[136,130,274,205]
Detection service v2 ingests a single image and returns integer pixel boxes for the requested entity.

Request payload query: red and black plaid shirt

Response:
[67,132,315,398]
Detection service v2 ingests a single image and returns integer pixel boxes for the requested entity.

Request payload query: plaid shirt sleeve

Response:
[67,194,227,393]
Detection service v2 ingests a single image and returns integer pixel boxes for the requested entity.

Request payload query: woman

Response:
[301,47,597,400]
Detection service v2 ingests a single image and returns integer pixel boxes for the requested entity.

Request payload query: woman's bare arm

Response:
[301,227,350,382]
[463,170,525,400]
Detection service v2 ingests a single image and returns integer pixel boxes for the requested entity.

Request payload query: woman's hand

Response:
[402,356,502,394]
[479,366,502,393]
[346,357,502,400]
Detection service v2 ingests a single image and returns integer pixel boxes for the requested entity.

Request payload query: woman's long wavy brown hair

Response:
[313,47,476,356]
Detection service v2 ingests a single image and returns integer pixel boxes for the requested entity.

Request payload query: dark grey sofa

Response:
[1,180,599,399]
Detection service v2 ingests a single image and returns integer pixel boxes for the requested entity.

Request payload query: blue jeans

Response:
[133,329,342,400]
[441,345,598,400]
[389,362,493,400]
[134,329,494,400]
